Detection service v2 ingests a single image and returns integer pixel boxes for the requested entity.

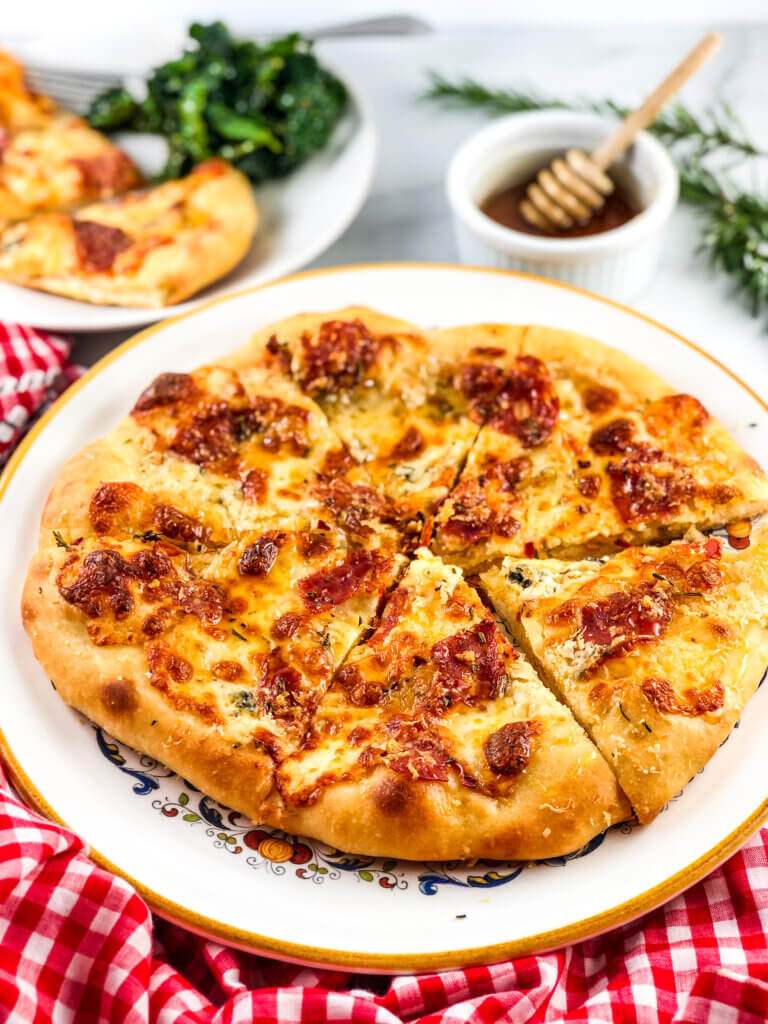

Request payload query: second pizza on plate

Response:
[0,50,258,306]
[21,306,768,860]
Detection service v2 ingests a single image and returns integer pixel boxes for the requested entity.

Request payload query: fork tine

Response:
[24,81,96,113]
[24,63,123,85]
[26,75,105,97]
[23,65,123,112]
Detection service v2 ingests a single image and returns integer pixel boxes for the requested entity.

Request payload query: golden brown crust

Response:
[22,548,276,815]
[262,757,628,862]
[520,324,673,401]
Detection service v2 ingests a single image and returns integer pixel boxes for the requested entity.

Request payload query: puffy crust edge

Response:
[225,306,423,370]
[21,548,275,816]
[261,752,630,862]
[520,323,674,400]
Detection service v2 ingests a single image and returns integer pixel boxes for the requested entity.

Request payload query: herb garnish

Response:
[88,23,347,184]
[53,530,70,549]
[506,567,533,589]
[232,690,256,711]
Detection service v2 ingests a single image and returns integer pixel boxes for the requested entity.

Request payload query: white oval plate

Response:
[1,265,767,973]
[0,63,376,333]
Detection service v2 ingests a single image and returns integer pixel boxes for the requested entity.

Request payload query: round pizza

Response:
[21,307,768,861]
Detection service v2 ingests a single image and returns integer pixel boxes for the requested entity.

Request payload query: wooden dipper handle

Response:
[590,32,723,171]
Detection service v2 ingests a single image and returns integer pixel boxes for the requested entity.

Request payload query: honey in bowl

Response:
[481,179,640,238]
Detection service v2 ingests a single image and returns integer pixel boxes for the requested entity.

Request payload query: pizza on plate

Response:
[0,49,139,229]
[20,308,768,860]
[0,159,258,306]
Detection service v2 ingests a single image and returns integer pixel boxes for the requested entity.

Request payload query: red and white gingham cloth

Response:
[1,322,768,1023]
[0,322,82,466]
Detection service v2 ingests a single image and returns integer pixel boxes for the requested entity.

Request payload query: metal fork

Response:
[23,15,432,113]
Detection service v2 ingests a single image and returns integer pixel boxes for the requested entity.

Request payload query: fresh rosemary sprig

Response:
[425,74,766,160]
[425,73,768,318]
[680,162,768,315]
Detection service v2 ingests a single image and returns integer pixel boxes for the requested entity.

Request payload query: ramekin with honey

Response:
[446,111,678,301]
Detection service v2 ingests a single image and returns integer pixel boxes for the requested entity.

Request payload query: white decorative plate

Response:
[0,60,376,333]
[1,265,766,973]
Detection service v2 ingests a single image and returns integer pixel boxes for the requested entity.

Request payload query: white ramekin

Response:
[446,110,679,301]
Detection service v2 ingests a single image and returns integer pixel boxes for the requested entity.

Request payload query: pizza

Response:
[481,531,768,823]
[0,159,258,307]
[433,325,768,569]
[0,49,139,228]
[266,548,629,860]
[21,308,768,861]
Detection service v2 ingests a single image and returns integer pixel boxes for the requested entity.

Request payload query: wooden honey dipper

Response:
[520,32,722,233]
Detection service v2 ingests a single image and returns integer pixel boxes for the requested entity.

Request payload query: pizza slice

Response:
[434,325,768,569]
[0,159,257,306]
[23,519,403,817]
[0,49,139,228]
[125,362,404,550]
[238,309,527,530]
[265,548,630,860]
[39,429,238,553]
[481,531,768,823]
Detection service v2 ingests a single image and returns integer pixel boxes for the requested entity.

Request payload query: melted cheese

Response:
[482,535,768,821]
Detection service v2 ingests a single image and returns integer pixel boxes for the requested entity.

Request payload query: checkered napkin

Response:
[2,323,768,1024]
[1,758,767,1023]
[0,322,82,466]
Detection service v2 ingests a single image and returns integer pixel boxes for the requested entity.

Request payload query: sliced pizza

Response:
[0,49,139,228]
[22,520,403,814]
[481,531,768,823]
[433,325,768,569]
[0,159,257,306]
[21,306,768,862]
[42,361,405,565]
[265,548,630,860]
[237,309,527,531]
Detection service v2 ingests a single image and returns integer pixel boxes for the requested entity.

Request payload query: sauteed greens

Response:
[88,22,347,183]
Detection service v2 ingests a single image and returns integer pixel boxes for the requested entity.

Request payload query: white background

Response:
[3,0,768,33]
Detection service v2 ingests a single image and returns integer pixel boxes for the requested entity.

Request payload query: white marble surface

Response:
[59,24,768,401]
